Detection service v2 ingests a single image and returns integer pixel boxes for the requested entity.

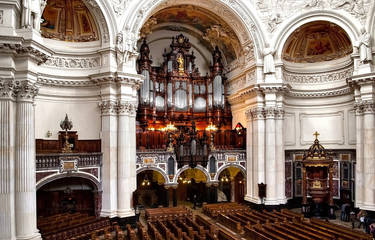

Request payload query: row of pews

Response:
[38,212,125,240]
[203,203,372,240]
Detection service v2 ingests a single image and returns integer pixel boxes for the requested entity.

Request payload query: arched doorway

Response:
[218,166,245,203]
[176,168,208,207]
[135,170,168,208]
[37,177,98,217]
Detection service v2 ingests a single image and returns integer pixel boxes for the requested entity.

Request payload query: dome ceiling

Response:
[41,0,99,42]
[282,21,352,63]
[141,5,241,62]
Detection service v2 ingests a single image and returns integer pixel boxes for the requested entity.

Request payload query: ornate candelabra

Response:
[60,114,73,153]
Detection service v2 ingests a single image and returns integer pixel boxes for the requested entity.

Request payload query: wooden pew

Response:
[261,223,302,240]
[218,214,243,234]
[310,218,372,240]
[244,226,273,240]
[217,229,238,240]
[195,214,217,235]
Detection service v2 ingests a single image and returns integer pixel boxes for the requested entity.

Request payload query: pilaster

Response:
[14,80,41,240]
[99,99,118,218]
[348,73,375,211]
[0,79,17,240]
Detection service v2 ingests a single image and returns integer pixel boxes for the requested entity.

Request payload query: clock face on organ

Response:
[136,34,232,131]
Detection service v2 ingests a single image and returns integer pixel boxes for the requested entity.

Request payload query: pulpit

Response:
[302,132,335,218]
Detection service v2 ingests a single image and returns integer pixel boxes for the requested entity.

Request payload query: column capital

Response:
[117,101,138,116]
[354,100,375,115]
[0,78,17,100]
[99,100,117,116]
[14,80,39,102]
[246,107,265,121]
[265,107,276,119]
[275,108,285,120]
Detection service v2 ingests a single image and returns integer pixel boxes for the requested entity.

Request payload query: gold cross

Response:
[313,131,320,140]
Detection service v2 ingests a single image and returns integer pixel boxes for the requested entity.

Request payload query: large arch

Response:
[84,0,117,45]
[214,163,246,182]
[272,10,362,62]
[122,0,266,62]
[136,166,169,184]
[36,172,101,191]
[366,2,375,50]
[173,165,211,184]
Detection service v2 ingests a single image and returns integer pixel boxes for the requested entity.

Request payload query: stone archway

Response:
[37,175,101,218]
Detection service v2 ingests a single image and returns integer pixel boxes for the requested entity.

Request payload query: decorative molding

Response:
[246,107,265,121]
[82,0,110,42]
[117,101,138,116]
[43,56,101,69]
[15,80,39,101]
[300,111,345,145]
[0,43,49,64]
[112,0,128,16]
[283,66,354,84]
[0,78,17,100]
[254,0,371,33]
[0,10,3,25]
[287,86,352,98]
[99,100,117,115]
[0,79,39,101]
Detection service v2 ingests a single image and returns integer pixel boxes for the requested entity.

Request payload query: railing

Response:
[36,152,102,170]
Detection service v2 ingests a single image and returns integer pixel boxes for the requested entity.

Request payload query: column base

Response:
[16,232,41,240]
[264,198,287,205]
[117,209,135,218]
[244,195,262,204]
[359,202,375,212]
[100,209,118,218]
[112,215,137,228]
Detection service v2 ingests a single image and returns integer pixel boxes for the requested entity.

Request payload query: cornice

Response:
[347,72,375,87]
[286,86,352,98]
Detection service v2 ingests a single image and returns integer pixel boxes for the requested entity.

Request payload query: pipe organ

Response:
[137,34,232,130]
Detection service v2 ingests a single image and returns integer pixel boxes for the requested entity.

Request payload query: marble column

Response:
[355,103,364,208]
[99,100,118,218]
[230,179,235,202]
[14,81,41,240]
[0,80,16,240]
[275,108,286,204]
[244,107,265,204]
[265,107,277,205]
[362,101,375,210]
[116,101,136,218]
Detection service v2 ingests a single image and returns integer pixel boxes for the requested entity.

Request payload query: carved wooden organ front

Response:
[136,34,232,130]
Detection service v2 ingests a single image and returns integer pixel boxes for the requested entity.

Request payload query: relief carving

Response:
[44,56,101,68]
[254,0,371,33]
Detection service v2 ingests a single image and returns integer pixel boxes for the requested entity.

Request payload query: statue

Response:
[355,27,372,64]
[177,55,184,74]
[21,0,32,28]
[263,43,276,74]
[116,32,125,67]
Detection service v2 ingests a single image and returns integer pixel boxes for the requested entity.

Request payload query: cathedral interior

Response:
[1,0,375,239]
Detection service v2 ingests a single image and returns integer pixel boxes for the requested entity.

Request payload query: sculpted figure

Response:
[355,27,372,64]
[21,0,31,28]
[263,43,276,74]
[116,32,125,66]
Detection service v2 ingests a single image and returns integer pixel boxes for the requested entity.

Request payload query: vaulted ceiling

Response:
[282,21,352,63]
[140,5,242,63]
[41,0,99,42]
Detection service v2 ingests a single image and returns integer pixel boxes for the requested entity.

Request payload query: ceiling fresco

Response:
[41,0,99,42]
[141,5,241,62]
[282,21,352,63]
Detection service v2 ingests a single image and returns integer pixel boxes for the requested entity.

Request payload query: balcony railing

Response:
[36,152,102,170]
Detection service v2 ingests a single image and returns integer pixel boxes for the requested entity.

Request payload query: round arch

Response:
[36,172,101,191]
[81,0,117,45]
[272,10,362,62]
[173,165,211,184]
[366,2,375,50]
[136,166,169,184]
[122,0,266,61]
[214,163,246,182]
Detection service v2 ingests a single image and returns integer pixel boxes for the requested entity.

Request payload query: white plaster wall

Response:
[35,86,101,140]
[284,95,356,150]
